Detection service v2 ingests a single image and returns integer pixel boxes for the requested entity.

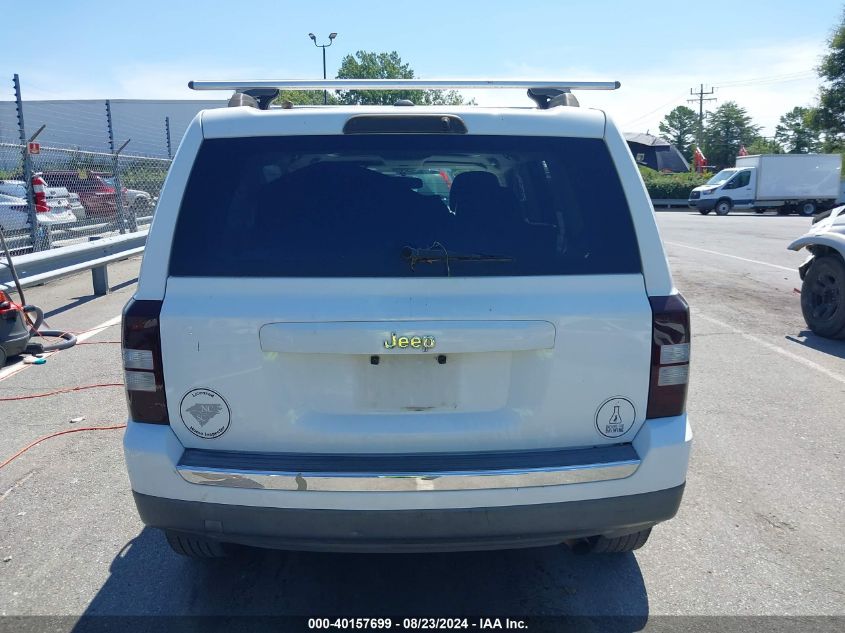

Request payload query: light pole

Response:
[308,32,337,104]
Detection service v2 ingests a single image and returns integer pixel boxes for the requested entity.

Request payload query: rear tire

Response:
[164,530,229,558]
[798,201,817,217]
[574,528,652,554]
[131,198,151,216]
[715,199,732,215]
[801,255,845,340]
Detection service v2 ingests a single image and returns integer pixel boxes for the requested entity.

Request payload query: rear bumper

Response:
[134,483,685,552]
[175,443,641,492]
[82,200,118,216]
[124,415,692,550]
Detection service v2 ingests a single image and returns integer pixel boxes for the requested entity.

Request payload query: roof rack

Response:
[189,79,620,91]
[189,79,621,110]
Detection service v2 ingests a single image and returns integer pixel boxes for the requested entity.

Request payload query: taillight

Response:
[31,175,49,213]
[647,294,691,419]
[122,298,169,424]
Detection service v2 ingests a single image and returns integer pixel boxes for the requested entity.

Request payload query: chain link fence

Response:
[0,141,171,254]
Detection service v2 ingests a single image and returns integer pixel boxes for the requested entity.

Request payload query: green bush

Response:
[638,166,711,199]
[119,165,169,193]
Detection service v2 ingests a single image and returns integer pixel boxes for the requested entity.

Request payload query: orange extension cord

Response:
[0,383,127,469]
[0,425,126,469]
[0,311,128,469]
[0,383,124,402]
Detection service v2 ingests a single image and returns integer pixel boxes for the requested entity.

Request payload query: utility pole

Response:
[688,83,716,149]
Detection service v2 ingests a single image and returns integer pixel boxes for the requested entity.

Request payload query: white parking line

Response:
[0,314,122,383]
[696,312,845,385]
[665,241,796,272]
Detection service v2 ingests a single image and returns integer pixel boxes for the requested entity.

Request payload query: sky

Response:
[2,0,842,136]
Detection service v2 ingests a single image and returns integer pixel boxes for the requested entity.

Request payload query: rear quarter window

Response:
[169,135,641,278]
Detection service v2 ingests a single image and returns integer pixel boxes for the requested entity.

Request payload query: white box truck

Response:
[688,153,842,216]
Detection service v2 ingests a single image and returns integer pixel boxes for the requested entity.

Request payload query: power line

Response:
[622,93,688,128]
[713,70,815,88]
[625,70,818,131]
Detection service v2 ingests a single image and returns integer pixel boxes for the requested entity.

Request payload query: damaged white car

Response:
[789,205,845,339]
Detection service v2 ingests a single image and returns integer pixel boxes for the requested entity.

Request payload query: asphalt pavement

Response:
[0,212,842,627]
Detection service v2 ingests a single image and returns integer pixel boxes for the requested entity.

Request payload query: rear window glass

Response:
[169,135,641,277]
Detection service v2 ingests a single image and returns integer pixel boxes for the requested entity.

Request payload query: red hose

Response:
[0,425,126,469]
[0,383,124,402]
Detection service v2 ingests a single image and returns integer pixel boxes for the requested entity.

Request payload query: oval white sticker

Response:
[179,388,231,439]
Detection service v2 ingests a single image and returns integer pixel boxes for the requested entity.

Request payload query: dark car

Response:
[41,170,126,218]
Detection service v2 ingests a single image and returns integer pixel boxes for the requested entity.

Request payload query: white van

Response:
[121,80,692,557]
[689,153,842,216]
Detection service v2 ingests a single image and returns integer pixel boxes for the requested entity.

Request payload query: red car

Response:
[41,170,126,218]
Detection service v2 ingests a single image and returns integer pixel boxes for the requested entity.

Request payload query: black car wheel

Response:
[572,528,652,554]
[801,255,845,339]
[165,530,229,558]
[715,199,732,215]
[131,198,151,216]
[798,201,817,217]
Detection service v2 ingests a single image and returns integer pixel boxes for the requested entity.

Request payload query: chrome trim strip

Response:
[176,457,640,492]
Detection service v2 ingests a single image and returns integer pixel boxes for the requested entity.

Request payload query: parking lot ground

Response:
[0,213,842,628]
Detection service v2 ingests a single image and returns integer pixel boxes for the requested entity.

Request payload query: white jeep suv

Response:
[122,80,692,557]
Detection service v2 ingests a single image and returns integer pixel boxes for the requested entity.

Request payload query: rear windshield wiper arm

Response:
[402,245,513,269]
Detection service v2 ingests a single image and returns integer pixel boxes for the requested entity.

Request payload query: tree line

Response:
[275,51,469,107]
[658,102,826,168]
[659,10,844,169]
[273,11,844,173]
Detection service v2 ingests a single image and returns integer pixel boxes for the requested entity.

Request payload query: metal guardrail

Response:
[1,230,147,296]
[2,211,154,254]
[651,199,690,208]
